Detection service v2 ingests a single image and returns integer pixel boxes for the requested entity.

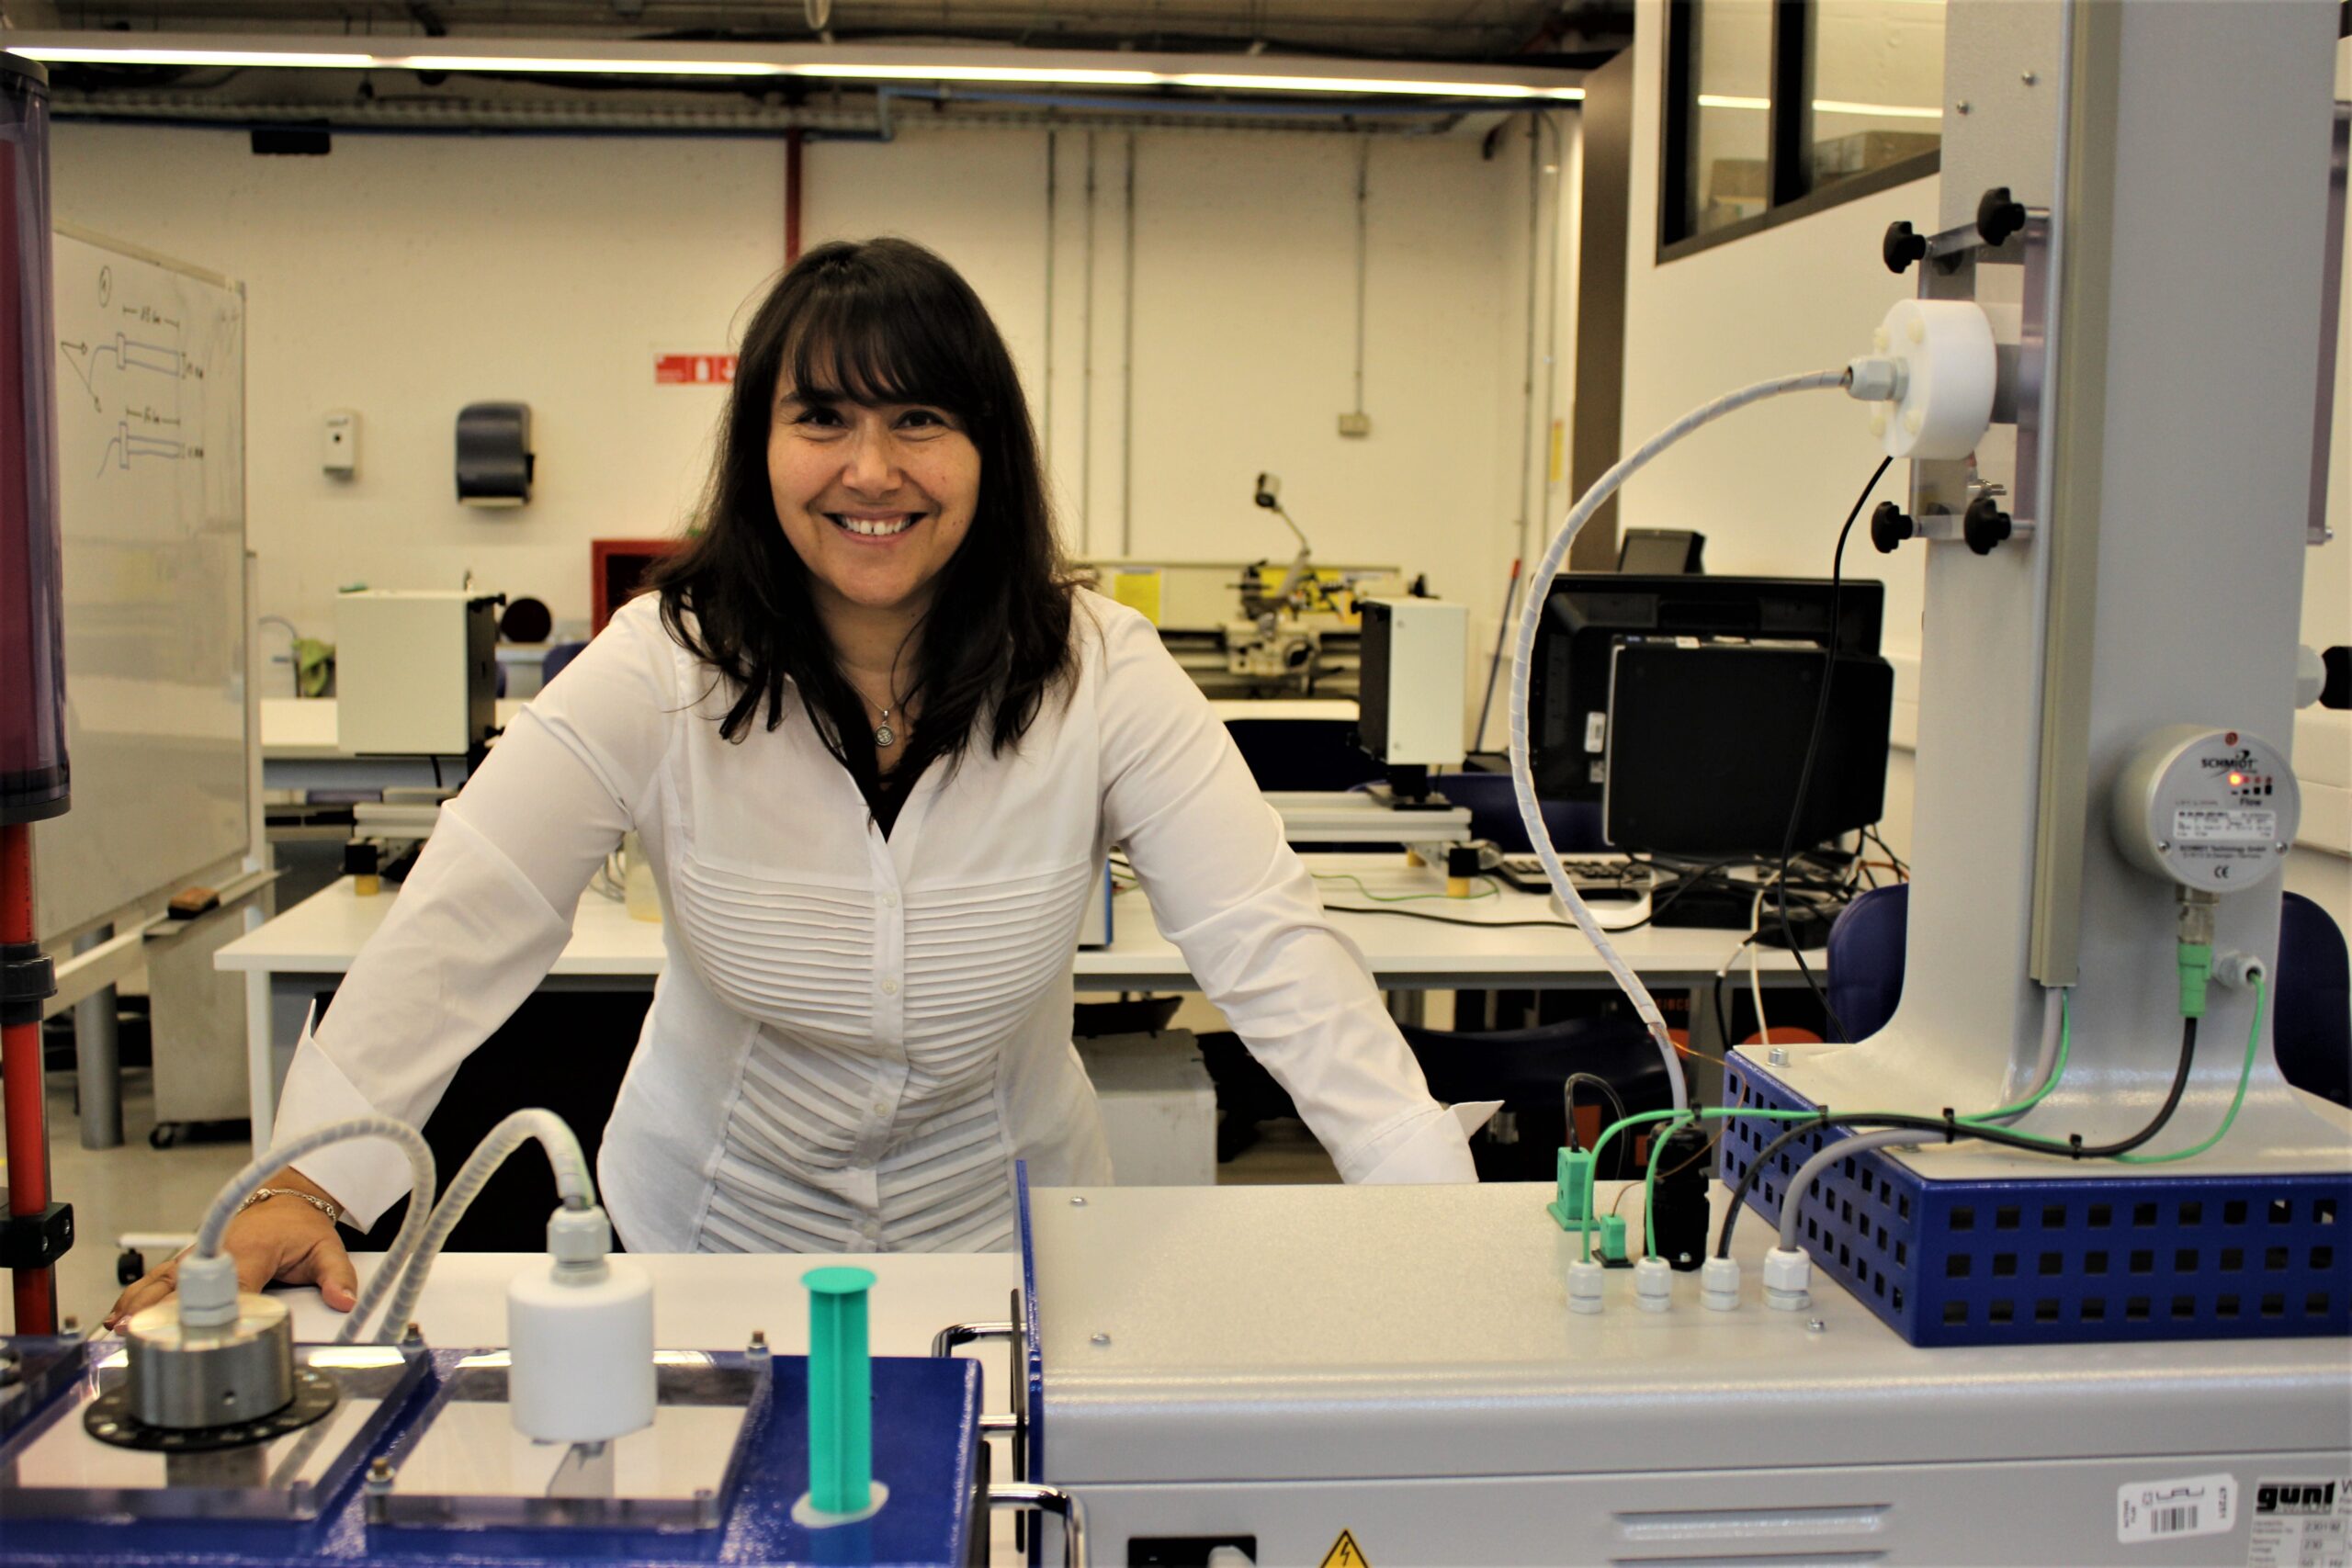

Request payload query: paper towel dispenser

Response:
[457,401,534,507]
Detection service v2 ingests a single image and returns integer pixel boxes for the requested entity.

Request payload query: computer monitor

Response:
[1601,641,1894,857]
[1616,528,1706,575]
[1526,574,1884,803]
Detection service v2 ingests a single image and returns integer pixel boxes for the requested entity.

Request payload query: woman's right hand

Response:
[104,1194,360,1332]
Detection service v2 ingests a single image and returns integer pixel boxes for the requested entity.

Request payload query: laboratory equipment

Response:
[1353,594,1469,794]
[334,590,502,763]
[0,1111,1002,1567]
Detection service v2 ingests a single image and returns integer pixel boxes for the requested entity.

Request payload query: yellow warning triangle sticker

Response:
[1318,1529,1371,1568]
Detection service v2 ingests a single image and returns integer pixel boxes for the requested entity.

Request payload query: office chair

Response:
[1431,771,1605,854]
[539,639,592,687]
[1822,882,2347,1111]
[1398,1015,1675,1182]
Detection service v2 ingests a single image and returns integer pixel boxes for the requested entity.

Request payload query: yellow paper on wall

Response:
[1111,568,1163,626]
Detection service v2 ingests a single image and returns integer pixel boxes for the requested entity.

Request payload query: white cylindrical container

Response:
[507,1256,656,1441]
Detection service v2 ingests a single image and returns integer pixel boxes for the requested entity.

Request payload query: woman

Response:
[109,238,1478,1325]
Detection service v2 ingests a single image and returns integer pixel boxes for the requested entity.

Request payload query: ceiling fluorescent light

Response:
[14,45,376,68]
[5,38,1582,100]
[395,54,783,75]
[787,62,1159,85]
[1172,72,1580,99]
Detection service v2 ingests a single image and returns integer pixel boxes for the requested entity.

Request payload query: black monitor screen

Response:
[1527,574,1884,802]
[1616,529,1704,575]
[1601,641,1894,858]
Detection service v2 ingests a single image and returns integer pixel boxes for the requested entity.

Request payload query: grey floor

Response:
[18,1068,1334,1334]
[28,1070,250,1331]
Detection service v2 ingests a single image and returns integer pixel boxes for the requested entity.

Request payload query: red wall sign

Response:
[656,354,737,386]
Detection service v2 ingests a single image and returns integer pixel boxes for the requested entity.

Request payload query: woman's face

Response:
[768,380,980,626]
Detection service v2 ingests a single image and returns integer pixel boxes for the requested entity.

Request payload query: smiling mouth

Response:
[829,513,922,538]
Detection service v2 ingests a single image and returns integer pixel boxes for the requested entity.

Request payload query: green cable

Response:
[1585,995,2079,1263]
[2117,976,2264,1166]
[1309,871,1499,904]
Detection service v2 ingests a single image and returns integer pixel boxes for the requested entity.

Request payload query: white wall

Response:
[1615,0,2350,912]
[52,117,1573,699]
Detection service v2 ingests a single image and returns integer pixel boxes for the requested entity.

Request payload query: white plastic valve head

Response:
[547,1203,613,1277]
[1634,1256,1673,1313]
[1868,299,1996,461]
[1566,1257,1607,1315]
[1763,1246,1814,1311]
[1700,1255,1742,1312]
[174,1252,242,1330]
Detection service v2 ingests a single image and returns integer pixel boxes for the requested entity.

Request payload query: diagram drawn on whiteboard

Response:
[58,260,215,478]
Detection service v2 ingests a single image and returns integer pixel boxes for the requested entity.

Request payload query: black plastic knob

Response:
[1883,220,1928,275]
[1870,501,1917,554]
[1977,186,2028,248]
[1963,494,2014,556]
[2323,646,2350,711]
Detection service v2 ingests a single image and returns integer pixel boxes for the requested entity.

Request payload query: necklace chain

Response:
[852,678,901,749]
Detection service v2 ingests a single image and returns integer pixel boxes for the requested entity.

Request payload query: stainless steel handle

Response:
[989,1483,1088,1568]
[930,1320,1012,1359]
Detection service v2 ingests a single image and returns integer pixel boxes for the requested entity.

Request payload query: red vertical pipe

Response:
[786,128,804,264]
[1,821,55,1332]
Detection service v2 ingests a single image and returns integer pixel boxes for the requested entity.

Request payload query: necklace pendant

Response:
[874,723,896,748]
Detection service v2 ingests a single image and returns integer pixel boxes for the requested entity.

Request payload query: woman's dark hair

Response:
[650,237,1075,786]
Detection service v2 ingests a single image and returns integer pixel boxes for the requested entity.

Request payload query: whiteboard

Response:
[34,228,248,939]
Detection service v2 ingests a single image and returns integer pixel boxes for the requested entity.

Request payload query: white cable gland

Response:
[1566,1258,1607,1314]
[1866,299,1997,461]
[1700,1256,1742,1312]
[1763,1246,1814,1312]
[174,1252,242,1329]
[1634,1256,1673,1313]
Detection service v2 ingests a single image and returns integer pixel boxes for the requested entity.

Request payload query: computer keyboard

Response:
[1496,854,1654,897]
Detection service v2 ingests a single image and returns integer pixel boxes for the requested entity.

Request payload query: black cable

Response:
[1775,455,1893,1042]
[1713,1015,2201,1258]
[430,754,444,790]
[1562,1072,1627,1152]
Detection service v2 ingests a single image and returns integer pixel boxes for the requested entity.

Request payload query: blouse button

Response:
[881,891,899,908]
[880,976,899,996]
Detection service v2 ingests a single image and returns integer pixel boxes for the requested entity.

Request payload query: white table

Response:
[219,856,1805,1145]
[261,697,531,793]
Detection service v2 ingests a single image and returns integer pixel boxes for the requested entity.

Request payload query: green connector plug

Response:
[1600,1214,1629,1262]
[1546,1148,1596,1231]
[804,1265,877,1517]
[2178,942,2212,1020]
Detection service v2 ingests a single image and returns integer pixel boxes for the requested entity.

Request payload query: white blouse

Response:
[275,592,1481,1254]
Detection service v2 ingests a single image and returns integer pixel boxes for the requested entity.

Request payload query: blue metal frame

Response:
[0,1343,984,1567]
[1722,1058,2352,1348]
[1013,1160,1044,1495]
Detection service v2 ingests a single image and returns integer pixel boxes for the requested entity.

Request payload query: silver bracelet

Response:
[235,1188,343,1226]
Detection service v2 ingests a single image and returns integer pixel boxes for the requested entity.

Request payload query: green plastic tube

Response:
[804,1265,877,1515]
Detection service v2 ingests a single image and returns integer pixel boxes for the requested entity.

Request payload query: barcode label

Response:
[2119,1472,2234,1544]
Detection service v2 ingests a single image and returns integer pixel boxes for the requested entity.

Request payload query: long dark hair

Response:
[650,237,1075,786]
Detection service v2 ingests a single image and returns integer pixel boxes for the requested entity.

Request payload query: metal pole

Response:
[1120,131,1136,556]
[72,925,118,1148]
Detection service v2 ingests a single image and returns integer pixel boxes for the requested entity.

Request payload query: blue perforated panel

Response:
[1721,1059,2352,1348]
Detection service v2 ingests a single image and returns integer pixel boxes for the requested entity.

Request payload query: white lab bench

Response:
[216,855,1804,1147]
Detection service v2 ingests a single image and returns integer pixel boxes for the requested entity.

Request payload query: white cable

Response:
[182,1117,435,1343]
[1508,367,1849,1110]
[1775,986,2072,1251]
[1747,884,1773,1046]
[379,1109,596,1343]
